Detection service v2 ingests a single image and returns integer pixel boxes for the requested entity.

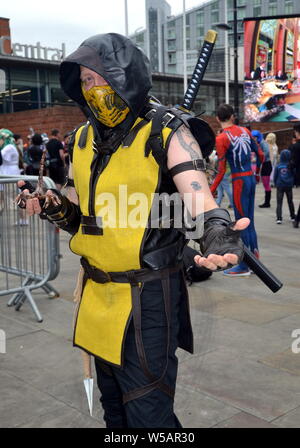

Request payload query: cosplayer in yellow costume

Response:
[19,33,246,427]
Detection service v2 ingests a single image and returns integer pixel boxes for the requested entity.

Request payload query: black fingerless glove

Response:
[42,189,81,235]
[198,208,244,268]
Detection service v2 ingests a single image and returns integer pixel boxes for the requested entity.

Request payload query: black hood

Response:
[59,33,152,119]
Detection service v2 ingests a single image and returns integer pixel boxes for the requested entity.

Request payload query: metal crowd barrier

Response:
[0,175,61,322]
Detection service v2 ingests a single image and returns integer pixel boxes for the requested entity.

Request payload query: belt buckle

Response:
[145,108,157,121]
[193,159,206,171]
[105,271,112,282]
[163,112,175,127]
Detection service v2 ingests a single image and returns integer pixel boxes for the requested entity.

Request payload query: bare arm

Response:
[167,124,218,217]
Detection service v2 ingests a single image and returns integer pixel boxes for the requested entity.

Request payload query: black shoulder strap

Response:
[143,104,173,172]
[68,122,87,164]
[122,119,148,148]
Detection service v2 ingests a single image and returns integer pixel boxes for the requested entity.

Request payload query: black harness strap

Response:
[144,107,169,170]
[122,119,148,147]
[80,215,103,235]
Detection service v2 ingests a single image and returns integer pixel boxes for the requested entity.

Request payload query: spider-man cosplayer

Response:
[211,105,264,276]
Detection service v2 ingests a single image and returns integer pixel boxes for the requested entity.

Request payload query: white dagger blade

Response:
[83,377,94,416]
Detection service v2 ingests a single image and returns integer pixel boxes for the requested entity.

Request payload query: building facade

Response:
[0,14,242,120]
[131,0,300,80]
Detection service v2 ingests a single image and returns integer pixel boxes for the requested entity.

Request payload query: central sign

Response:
[0,36,66,61]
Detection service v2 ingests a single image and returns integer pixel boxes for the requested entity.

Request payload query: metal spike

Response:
[83,378,94,416]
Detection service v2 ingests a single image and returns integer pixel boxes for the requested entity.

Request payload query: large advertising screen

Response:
[244,15,300,122]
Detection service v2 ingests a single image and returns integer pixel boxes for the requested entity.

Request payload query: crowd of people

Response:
[211,120,300,232]
[0,127,72,225]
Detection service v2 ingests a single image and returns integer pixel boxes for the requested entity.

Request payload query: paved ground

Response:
[0,184,299,428]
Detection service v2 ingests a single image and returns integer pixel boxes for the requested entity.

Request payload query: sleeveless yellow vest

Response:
[71,119,172,366]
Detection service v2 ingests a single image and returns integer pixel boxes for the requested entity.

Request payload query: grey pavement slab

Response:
[272,406,300,428]
[2,329,85,389]
[18,404,103,428]
[213,412,278,428]
[0,370,68,428]
[0,294,75,340]
[175,383,240,428]
[189,285,300,325]
[0,313,39,340]
[258,348,300,376]
[178,346,300,421]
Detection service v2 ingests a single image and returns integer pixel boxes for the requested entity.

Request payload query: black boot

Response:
[259,191,271,208]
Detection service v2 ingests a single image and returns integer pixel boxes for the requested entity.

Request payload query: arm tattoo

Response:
[191,181,202,191]
[176,127,201,160]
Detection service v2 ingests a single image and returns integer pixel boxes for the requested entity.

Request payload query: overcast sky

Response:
[1,0,207,55]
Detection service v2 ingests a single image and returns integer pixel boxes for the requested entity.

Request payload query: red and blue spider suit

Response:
[211,125,264,275]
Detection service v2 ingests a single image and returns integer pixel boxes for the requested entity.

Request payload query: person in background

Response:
[265,133,278,187]
[273,149,295,224]
[62,132,72,173]
[0,129,20,176]
[24,133,45,176]
[13,134,25,174]
[0,129,25,223]
[253,61,267,81]
[211,104,264,276]
[289,124,300,188]
[46,129,66,190]
[251,130,272,208]
[216,162,234,209]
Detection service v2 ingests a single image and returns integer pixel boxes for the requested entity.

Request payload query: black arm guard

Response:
[198,208,244,267]
[43,190,81,235]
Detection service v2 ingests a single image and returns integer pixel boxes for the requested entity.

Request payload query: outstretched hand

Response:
[16,180,61,216]
[194,217,250,270]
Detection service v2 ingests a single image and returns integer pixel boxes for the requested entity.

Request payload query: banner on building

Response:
[244,14,300,122]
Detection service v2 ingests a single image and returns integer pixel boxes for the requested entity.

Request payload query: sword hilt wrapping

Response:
[182,30,217,111]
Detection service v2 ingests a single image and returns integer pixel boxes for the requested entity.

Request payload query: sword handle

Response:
[182,30,218,111]
[243,246,283,293]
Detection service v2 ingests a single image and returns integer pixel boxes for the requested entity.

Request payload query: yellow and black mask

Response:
[82,85,130,128]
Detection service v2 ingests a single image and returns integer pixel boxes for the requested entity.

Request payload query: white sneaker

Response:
[276,219,282,224]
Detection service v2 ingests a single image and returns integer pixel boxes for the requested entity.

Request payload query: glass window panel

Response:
[196,12,204,24]
[168,40,176,50]
[197,25,205,37]
[211,11,219,23]
[168,28,176,39]
[253,6,261,16]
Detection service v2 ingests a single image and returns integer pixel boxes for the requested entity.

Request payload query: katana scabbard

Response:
[181,30,218,111]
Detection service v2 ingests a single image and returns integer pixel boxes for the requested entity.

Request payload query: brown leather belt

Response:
[80,256,182,403]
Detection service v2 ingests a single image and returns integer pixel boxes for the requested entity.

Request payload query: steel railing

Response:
[0,175,61,322]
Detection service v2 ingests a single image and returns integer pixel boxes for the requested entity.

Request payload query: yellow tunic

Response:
[71,119,172,366]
